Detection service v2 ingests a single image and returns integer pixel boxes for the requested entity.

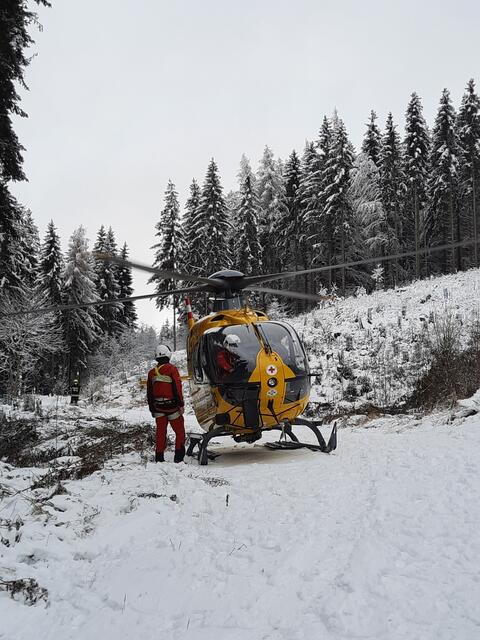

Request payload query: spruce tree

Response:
[39,220,64,305]
[457,78,480,267]
[323,117,355,293]
[379,113,405,284]
[234,174,262,275]
[17,210,40,288]
[0,185,24,291]
[149,180,184,309]
[179,178,201,273]
[62,227,101,376]
[93,225,122,336]
[403,92,430,278]
[361,110,382,166]
[427,88,459,273]
[117,242,137,328]
[193,159,231,274]
[256,146,288,273]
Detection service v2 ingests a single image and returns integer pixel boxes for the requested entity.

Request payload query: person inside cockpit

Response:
[216,334,243,377]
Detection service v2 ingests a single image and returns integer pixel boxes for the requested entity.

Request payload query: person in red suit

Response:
[147,345,185,463]
[216,334,242,377]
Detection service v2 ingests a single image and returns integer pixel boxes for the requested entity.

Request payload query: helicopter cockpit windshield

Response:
[255,322,309,375]
[200,322,309,385]
[203,325,261,384]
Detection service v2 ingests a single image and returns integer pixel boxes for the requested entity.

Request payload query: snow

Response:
[2,271,480,638]
[1,400,480,639]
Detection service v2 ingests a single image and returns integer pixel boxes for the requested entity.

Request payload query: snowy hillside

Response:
[288,268,480,412]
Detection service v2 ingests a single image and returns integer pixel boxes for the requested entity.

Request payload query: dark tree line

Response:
[150,80,480,316]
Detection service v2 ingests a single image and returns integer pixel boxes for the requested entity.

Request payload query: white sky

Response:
[11,0,480,329]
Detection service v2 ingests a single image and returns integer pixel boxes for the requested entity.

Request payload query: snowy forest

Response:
[2,74,480,398]
[2,0,480,401]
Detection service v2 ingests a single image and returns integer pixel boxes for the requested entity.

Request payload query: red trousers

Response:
[155,414,186,453]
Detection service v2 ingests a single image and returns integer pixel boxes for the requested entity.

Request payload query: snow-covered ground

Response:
[2,270,480,639]
[1,401,480,640]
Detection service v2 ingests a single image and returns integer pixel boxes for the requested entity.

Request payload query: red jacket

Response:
[147,362,184,414]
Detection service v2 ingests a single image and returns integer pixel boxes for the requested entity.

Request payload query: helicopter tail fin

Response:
[185,297,195,329]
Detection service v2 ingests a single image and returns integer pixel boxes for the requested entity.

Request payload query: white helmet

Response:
[224,334,241,349]
[155,344,172,359]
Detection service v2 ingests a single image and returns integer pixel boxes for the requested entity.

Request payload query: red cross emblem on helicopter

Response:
[266,365,277,375]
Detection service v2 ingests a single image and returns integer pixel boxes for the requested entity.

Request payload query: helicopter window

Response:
[256,322,309,375]
[203,325,261,384]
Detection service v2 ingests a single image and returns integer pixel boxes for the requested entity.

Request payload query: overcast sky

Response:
[11,0,480,329]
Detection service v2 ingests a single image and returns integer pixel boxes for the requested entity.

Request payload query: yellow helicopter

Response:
[101,259,338,464]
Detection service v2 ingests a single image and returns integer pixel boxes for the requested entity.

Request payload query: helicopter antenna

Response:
[185,297,195,330]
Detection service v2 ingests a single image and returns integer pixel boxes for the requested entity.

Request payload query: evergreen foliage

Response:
[379,112,405,283]
[361,110,382,166]
[179,179,201,273]
[427,89,460,273]
[234,174,262,275]
[256,146,288,273]
[62,227,101,375]
[193,159,231,274]
[93,225,122,336]
[39,220,64,305]
[457,79,480,267]
[149,180,184,309]
[403,93,431,277]
[117,242,137,328]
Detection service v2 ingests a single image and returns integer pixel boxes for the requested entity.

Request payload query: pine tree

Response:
[93,225,122,335]
[149,180,184,310]
[256,146,288,273]
[361,110,382,166]
[117,242,137,328]
[457,78,480,267]
[39,220,64,305]
[323,117,355,293]
[0,0,50,183]
[427,89,459,273]
[62,227,101,376]
[297,141,322,296]
[0,185,24,291]
[179,179,201,273]
[234,174,262,275]
[193,159,231,274]
[277,149,302,309]
[379,112,405,284]
[403,92,430,278]
[17,210,40,288]
[348,154,389,286]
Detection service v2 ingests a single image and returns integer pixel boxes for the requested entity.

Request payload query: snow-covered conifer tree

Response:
[149,180,184,309]
[322,116,355,293]
[457,79,480,267]
[192,159,231,274]
[62,227,101,376]
[379,112,405,284]
[234,174,262,275]
[348,154,389,286]
[179,179,201,273]
[117,242,137,328]
[93,225,122,335]
[361,111,382,166]
[256,146,288,273]
[427,89,459,273]
[39,220,64,305]
[403,93,430,278]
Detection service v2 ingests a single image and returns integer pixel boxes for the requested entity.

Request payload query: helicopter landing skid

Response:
[186,428,230,466]
[265,419,337,454]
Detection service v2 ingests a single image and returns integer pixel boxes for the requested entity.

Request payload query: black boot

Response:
[155,451,164,463]
[174,445,185,463]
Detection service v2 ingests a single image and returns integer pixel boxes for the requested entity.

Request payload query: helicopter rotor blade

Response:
[0,286,207,318]
[242,238,478,287]
[245,286,333,302]
[94,253,224,288]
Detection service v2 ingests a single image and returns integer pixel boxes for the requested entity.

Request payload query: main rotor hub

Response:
[208,270,246,294]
